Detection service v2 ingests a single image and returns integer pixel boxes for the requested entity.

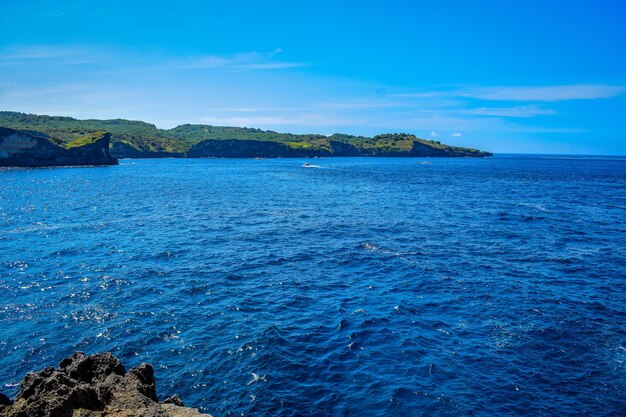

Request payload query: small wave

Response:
[518,202,551,213]
[362,242,392,254]
[246,373,267,386]
[361,242,420,264]
[67,306,117,324]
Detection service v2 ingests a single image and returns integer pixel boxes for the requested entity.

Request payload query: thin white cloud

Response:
[0,45,106,67]
[0,45,307,72]
[464,105,557,118]
[202,106,312,113]
[320,101,407,110]
[231,62,307,70]
[0,83,113,99]
[393,91,447,99]
[395,84,626,102]
[168,50,307,71]
[193,108,582,137]
[0,45,80,60]
[199,114,359,128]
[458,84,626,102]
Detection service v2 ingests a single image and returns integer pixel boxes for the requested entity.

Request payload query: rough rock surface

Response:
[187,139,306,158]
[186,138,363,158]
[0,352,210,417]
[0,127,118,167]
[186,137,491,158]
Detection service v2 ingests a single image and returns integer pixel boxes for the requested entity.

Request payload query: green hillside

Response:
[0,111,492,158]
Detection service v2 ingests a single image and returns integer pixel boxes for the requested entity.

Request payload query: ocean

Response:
[1,155,625,416]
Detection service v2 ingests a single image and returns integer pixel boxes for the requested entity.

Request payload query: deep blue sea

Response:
[1,156,625,416]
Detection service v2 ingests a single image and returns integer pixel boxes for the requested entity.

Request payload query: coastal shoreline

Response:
[0,111,492,166]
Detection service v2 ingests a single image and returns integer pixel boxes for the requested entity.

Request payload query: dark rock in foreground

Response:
[0,127,118,167]
[0,352,210,417]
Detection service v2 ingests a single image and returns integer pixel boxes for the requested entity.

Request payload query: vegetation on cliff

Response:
[64,131,110,149]
[0,127,118,167]
[0,111,492,158]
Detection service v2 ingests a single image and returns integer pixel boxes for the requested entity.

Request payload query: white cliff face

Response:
[0,132,38,158]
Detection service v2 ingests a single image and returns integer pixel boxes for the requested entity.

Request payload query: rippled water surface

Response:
[1,156,625,416]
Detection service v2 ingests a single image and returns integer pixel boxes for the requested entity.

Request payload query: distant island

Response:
[0,111,491,166]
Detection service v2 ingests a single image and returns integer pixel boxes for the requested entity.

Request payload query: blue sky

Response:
[1,0,625,154]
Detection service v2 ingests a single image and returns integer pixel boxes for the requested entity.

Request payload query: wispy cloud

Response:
[0,45,106,67]
[395,84,626,102]
[0,45,307,72]
[0,83,129,101]
[463,105,557,118]
[171,49,307,71]
[319,101,407,110]
[232,62,306,70]
[458,84,626,102]
[0,45,79,60]
[201,106,311,113]
[0,45,614,150]
[199,113,359,128]
[195,100,581,137]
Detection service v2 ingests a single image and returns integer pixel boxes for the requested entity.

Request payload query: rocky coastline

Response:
[0,127,118,168]
[0,111,493,162]
[0,352,209,417]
